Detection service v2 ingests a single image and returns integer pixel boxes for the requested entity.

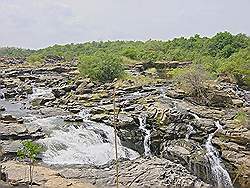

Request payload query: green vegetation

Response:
[78,54,124,82]
[0,47,34,57]
[1,32,249,85]
[170,64,210,101]
[234,111,248,127]
[17,140,43,187]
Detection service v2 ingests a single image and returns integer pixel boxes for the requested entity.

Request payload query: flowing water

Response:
[205,121,233,188]
[138,115,151,156]
[38,120,139,165]
[185,113,199,139]
[27,88,140,165]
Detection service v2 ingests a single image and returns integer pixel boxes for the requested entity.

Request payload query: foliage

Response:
[170,64,210,101]
[78,54,124,82]
[1,32,249,87]
[17,140,43,160]
[26,54,44,65]
[217,48,250,87]
[234,111,248,127]
[0,47,34,57]
[17,140,43,187]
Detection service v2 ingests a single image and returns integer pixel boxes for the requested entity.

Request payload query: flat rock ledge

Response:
[59,157,211,188]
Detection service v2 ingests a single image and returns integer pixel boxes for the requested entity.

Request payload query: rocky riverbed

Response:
[0,59,249,188]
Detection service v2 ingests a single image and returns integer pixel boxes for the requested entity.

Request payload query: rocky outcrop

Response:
[60,157,211,188]
[2,160,94,188]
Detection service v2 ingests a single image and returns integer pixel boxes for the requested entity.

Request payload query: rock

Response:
[232,99,244,107]
[75,81,94,94]
[153,61,192,69]
[117,114,136,128]
[0,114,18,123]
[90,114,109,122]
[76,94,92,100]
[60,157,211,188]
[31,96,55,106]
[0,106,6,111]
[2,161,94,188]
[161,139,209,184]
[52,88,66,98]
[208,92,233,107]
[165,89,186,99]
[90,107,105,114]
[69,108,81,114]
[0,140,22,157]
[123,85,142,93]
[64,115,83,122]
[0,123,45,140]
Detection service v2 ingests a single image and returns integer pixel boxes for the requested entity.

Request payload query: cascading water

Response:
[138,115,151,156]
[205,121,233,188]
[185,113,199,139]
[36,113,139,165]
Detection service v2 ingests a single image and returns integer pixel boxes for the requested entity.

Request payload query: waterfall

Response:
[78,108,90,119]
[185,113,198,139]
[138,115,151,156]
[205,121,233,188]
[37,117,139,165]
[185,123,195,139]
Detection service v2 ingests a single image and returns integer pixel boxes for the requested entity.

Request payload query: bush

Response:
[170,64,210,101]
[217,48,250,88]
[78,54,124,82]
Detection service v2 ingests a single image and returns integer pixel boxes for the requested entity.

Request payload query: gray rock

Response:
[59,157,211,188]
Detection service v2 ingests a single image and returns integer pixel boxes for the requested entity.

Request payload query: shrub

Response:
[78,54,124,82]
[17,140,43,187]
[170,64,210,101]
[234,111,248,127]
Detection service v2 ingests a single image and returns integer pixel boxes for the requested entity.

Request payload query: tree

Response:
[17,140,43,187]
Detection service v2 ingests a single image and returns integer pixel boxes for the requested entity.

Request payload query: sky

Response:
[0,0,249,49]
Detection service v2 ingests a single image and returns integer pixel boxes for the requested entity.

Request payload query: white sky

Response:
[0,0,249,49]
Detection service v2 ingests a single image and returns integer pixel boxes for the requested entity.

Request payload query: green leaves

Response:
[78,54,124,82]
[17,140,43,161]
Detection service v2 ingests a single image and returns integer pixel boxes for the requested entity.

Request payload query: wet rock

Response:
[0,106,6,111]
[64,115,83,122]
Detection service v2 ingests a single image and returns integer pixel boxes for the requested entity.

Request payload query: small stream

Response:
[205,121,233,188]
[138,115,151,157]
